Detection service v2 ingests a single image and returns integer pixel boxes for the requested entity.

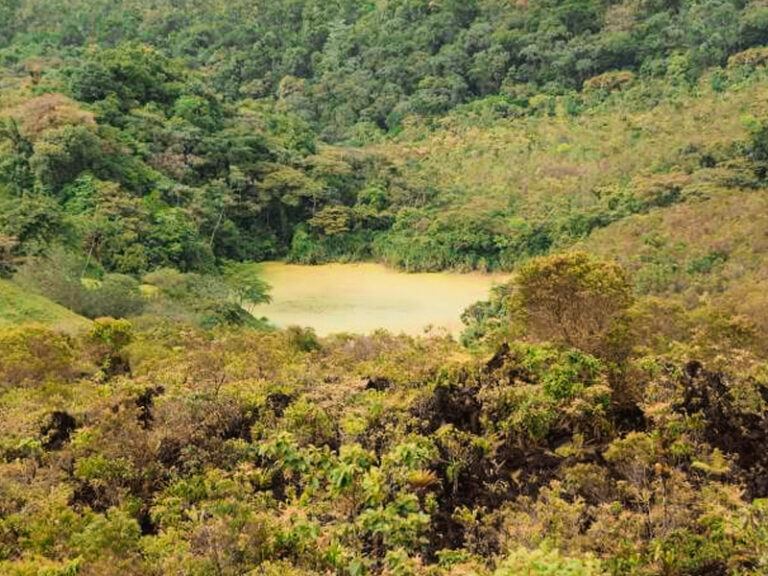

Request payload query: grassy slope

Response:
[0,279,91,332]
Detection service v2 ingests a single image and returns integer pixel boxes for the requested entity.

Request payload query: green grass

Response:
[0,279,90,332]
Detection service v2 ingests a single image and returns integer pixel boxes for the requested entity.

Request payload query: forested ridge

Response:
[3,0,768,275]
[2,0,768,575]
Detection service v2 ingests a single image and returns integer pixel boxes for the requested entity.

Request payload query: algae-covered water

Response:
[248,262,508,336]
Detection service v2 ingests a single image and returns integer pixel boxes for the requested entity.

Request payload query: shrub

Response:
[727,47,768,69]
[583,71,634,93]
[494,546,606,576]
[513,252,633,355]
[81,274,145,319]
[16,250,144,319]
[284,399,336,447]
[0,324,76,386]
[283,326,321,353]
[14,248,84,311]
[86,317,133,375]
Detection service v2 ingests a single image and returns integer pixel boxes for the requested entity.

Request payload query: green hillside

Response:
[0,278,90,331]
[3,0,768,277]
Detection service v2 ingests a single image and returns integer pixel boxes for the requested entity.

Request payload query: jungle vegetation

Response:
[1,0,768,574]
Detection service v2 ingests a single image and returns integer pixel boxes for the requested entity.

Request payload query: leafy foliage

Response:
[513,252,633,355]
[1,1,768,574]
[1,0,768,279]
[0,309,767,574]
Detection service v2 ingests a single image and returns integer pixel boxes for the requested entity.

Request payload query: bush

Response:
[82,274,145,318]
[283,326,321,353]
[142,267,264,327]
[86,317,133,375]
[0,324,76,386]
[14,248,85,312]
[494,546,606,576]
[583,70,634,93]
[17,251,145,319]
[513,252,633,355]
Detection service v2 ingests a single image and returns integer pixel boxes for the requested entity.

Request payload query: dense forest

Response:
[2,0,768,574]
[3,0,768,276]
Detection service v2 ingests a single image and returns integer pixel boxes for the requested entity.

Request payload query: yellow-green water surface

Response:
[248,262,508,336]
